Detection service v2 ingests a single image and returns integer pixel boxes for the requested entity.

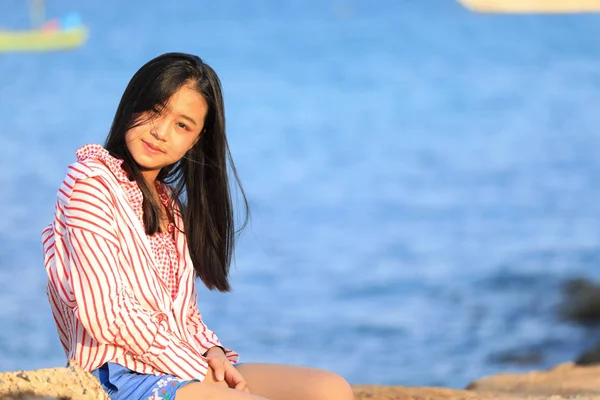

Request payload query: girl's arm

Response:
[57,177,211,380]
[186,289,239,364]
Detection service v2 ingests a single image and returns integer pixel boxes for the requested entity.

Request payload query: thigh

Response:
[176,381,268,400]
[235,363,354,400]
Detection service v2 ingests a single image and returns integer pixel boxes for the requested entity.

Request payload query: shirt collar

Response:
[75,143,174,224]
[75,144,131,184]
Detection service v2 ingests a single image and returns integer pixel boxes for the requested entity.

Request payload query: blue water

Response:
[2,0,600,389]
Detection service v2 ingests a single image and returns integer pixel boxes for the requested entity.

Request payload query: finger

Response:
[234,380,250,393]
[224,365,247,390]
[205,357,225,381]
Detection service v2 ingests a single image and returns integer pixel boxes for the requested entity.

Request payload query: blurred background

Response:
[2,0,600,390]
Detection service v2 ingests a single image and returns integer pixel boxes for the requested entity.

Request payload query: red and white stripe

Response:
[42,148,238,380]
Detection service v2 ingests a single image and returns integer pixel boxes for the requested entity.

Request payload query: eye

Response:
[177,122,190,131]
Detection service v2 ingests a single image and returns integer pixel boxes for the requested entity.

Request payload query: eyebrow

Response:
[180,114,197,126]
[160,103,198,127]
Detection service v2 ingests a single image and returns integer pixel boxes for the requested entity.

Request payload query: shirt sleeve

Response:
[185,285,239,364]
[61,177,211,380]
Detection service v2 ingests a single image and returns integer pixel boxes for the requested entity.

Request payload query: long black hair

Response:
[105,52,249,292]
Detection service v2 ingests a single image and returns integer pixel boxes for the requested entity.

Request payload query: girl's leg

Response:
[176,381,269,400]
[236,363,355,400]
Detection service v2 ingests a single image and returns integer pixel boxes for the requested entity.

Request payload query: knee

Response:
[312,371,355,400]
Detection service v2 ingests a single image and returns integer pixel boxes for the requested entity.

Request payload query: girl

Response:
[42,53,355,400]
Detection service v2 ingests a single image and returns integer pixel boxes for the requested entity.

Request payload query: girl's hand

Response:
[203,364,229,388]
[205,348,250,393]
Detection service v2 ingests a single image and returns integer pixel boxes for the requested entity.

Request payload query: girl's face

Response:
[125,84,208,183]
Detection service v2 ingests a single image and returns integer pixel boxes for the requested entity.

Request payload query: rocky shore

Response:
[1,361,600,400]
[354,362,600,399]
[0,361,107,400]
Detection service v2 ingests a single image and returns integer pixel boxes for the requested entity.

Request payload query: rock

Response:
[466,362,600,397]
[576,344,600,365]
[352,385,596,399]
[353,385,523,399]
[558,278,600,367]
[559,278,600,324]
[351,363,600,399]
[0,394,68,399]
[0,361,107,400]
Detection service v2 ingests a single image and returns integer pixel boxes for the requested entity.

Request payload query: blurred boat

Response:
[0,26,87,52]
[0,0,88,53]
[459,0,600,13]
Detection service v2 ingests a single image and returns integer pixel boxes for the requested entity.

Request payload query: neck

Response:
[141,170,159,187]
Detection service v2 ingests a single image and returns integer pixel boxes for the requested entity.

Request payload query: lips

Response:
[142,140,164,153]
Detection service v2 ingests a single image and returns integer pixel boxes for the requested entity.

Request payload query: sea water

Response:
[1,0,600,388]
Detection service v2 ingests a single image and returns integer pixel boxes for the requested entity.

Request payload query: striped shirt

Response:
[42,144,238,381]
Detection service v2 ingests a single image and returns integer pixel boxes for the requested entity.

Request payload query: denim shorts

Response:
[91,362,199,400]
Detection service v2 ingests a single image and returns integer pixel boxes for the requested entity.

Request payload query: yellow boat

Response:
[0,0,88,53]
[459,0,600,13]
[0,26,88,53]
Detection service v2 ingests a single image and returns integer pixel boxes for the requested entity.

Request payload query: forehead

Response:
[166,85,208,118]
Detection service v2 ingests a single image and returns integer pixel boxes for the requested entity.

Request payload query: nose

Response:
[150,118,167,141]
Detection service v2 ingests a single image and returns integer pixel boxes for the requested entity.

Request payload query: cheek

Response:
[125,126,145,142]
[176,136,199,154]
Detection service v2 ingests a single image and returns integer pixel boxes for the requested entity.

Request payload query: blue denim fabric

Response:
[91,362,198,400]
